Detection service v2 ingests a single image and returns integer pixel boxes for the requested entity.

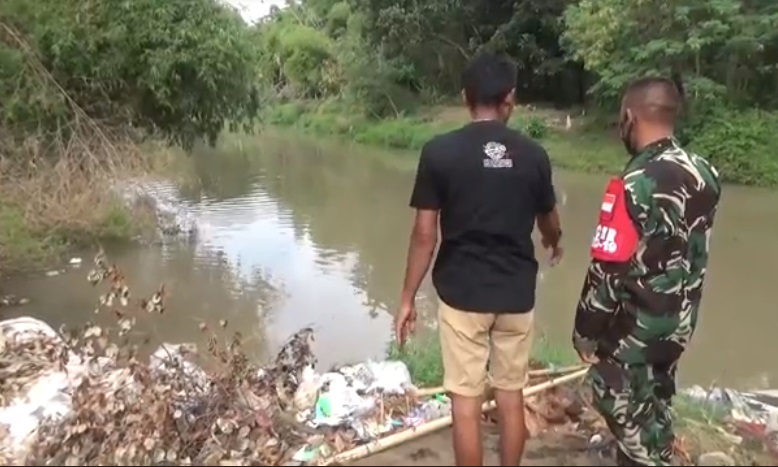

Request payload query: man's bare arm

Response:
[536,206,562,247]
[400,209,439,305]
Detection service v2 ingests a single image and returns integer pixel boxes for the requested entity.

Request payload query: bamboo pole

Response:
[318,367,590,466]
[414,363,588,398]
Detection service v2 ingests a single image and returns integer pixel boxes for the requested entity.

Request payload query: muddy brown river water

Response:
[4,130,777,389]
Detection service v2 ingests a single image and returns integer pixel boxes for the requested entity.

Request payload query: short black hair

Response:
[461,52,517,108]
[623,75,684,124]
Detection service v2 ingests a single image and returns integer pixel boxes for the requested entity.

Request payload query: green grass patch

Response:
[386,332,444,388]
[386,330,578,388]
[0,197,151,273]
[674,394,729,426]
[264,100,628,176]
[266,99,778,188]
[0,201,65,270]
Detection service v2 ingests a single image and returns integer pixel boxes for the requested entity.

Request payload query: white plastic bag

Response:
[310,372,375,427]
[366,360,413,394]
[294,365,321,411]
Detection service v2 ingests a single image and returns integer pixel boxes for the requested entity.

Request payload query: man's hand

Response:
[542,236,564,266]
[395,301,417,348]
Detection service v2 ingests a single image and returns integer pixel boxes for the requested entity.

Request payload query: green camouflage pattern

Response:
[590,361,676,466]
[573,137,721,466]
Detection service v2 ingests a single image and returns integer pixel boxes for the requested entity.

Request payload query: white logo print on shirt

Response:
[483,141,512,168]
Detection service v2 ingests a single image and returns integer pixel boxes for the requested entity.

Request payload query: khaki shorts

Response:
[438,298,534,397]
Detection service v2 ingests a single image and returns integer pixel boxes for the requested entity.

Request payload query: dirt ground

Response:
[352,425,614,466]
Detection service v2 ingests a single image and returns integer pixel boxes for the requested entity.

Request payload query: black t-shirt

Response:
[409,120,556,313]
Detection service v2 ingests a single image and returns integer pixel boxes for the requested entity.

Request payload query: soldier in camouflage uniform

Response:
[572,77,722,466]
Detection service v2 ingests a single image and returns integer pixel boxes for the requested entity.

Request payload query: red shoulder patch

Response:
[590,177,639,262]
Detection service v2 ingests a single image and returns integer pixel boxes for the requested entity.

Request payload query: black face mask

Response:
[619,114,638,156]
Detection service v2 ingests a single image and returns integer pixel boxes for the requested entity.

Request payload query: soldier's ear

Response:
[622,108,635,125]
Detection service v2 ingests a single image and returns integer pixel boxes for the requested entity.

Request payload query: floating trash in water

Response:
[0,295,29,307]
[68,257,82,267]
[114,179,199,243]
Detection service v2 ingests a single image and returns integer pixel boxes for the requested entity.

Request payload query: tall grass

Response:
[0,24,168,271]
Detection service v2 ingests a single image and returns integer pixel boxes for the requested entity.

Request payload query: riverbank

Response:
[390,332,777,466]
[0,0,259,275]
[2,312,774,466]
[263,100,778,188]
[0,133,192,276]
[264,101,626,176]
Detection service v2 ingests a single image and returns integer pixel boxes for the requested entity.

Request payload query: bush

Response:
[1,0,261,149]
[686,106,778,186]
[520,115,550,139]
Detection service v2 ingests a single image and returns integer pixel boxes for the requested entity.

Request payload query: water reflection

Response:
[5,129,778,388]
[4,241,276,362]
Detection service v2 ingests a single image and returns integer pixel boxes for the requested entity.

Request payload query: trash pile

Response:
[682,386,778,459]
[0,317,593,466]
[0,254,596,466]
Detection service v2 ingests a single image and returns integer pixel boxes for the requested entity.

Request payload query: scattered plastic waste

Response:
[681,385,778,424]
[69,257,82,267]
[682,385,778,459]
[404,397,452,427]
[291,445,321,462]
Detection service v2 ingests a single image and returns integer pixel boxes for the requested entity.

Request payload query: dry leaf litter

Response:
[0,251,656,465]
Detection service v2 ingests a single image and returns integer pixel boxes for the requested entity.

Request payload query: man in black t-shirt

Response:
[395,53,563,466]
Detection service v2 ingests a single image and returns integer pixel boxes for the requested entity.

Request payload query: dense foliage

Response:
[0,0,261,149]
[256,0,778,185]
[2,0,778,184]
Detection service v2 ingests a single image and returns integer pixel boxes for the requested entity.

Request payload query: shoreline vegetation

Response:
[264,100,627,174]
[0,0,260,274]
[262,98,778,190]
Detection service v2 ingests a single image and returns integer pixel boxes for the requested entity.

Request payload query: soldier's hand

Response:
[576,348,599,365]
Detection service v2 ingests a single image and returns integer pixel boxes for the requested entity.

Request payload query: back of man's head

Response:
[461,53,517,109]
[622,76,684,126]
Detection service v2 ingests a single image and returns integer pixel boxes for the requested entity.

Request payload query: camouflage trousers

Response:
[589,360,678,466]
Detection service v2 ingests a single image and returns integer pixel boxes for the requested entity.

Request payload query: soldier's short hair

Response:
[623,76,684,125]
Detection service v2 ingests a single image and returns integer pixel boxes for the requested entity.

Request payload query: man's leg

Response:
[590,361,677,467]
[438,299,494,466]
[490,310,534,466]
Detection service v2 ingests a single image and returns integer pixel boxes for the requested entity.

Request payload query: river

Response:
[3,130,777,389]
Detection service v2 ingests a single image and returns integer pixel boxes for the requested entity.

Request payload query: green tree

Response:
[563,0,778,107]
[1,0,261,148]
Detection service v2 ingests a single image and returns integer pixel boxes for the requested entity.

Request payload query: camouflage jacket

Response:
[573,137,722,366]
